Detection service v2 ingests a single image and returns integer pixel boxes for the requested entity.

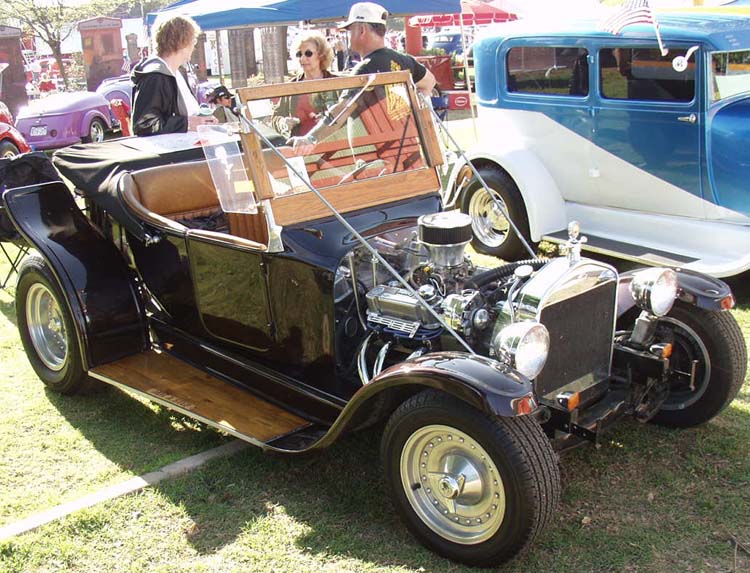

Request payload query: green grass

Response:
[0,243,749,572]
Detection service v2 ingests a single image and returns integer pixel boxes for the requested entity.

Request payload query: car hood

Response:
[16,92,109,118]
[709,95,750,219]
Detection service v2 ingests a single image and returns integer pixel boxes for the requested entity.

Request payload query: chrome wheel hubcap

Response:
[26,283,68,371]
[400,424,505,544]
[91,122,104,142]
[468,189,509,248]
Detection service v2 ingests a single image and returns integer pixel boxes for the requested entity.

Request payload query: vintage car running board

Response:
[543,230,698,268]
[89,350,313,449]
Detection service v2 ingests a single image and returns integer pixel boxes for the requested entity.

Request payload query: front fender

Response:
[443,147,567,241]
[617,267,735,316]
[313,352,534,449]
[2,181,146,369]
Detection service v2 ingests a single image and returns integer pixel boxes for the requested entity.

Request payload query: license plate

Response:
[30,126,47,137]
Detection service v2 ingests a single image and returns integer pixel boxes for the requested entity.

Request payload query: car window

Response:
[506,46,589,96]
[710,50,750,102]
[599,47,695,102]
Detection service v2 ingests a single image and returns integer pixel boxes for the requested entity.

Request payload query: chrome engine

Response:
[340,215,619,394]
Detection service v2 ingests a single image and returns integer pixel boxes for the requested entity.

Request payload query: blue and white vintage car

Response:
[444,11,750,277]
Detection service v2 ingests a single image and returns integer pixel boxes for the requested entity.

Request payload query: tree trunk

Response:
[260,26,285,84]
[50,40,69,90]
[243,29,257,78]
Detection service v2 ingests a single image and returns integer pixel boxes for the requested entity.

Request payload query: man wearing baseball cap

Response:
[290,1,436,153]
[208,85,240,124]
[340,2,435,97]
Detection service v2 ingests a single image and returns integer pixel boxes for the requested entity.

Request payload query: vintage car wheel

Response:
[0,140,20,159]
[650,302,746,427]
[460,167,532,260]
[382,390,560,567]
[83,118,106,144]
[16,255,90,395]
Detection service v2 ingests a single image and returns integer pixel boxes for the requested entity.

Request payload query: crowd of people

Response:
[132,1,436,143]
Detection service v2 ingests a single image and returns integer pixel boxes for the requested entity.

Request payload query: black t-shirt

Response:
[352,48,427,84]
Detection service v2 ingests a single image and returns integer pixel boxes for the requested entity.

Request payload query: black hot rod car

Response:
[1,72,746,567]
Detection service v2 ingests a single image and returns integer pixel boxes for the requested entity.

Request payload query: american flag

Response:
[602,0,666,55]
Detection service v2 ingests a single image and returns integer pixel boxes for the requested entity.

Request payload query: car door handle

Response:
[677,113,697,124]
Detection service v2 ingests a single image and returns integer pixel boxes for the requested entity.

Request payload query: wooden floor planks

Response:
[91,351,310,443]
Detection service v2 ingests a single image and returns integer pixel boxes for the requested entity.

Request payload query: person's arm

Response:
[132,74,188,136]
[271,95,301,138]
[415,67,436,97]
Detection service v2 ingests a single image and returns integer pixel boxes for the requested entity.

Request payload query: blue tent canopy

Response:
[147,0,462,31]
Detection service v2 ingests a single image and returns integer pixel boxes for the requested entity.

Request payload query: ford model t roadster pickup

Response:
[2,72,746,567]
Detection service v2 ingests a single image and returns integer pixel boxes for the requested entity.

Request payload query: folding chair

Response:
[0,152,61,289]
[0,238,29,290]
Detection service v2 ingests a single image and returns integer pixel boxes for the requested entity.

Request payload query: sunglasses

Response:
[296,50,315,58]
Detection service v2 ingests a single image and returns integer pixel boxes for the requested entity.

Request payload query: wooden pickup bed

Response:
[90,350,311,444]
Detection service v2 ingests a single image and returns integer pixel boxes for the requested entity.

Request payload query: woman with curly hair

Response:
[131,15,216,136]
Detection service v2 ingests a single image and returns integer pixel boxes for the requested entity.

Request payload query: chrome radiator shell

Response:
[514,258,619,399]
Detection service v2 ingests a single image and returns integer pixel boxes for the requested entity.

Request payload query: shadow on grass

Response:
[47,393,749,572]
[0,296,17,326]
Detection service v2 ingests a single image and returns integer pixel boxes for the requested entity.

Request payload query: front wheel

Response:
[651,302,746,427]
[459,167,532,260]
[16,255,91,394]
[82,118,106,143]
[382,390,560,567]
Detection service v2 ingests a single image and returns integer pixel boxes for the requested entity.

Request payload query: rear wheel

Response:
[16,255,91,394]
[651,302,746,427]
[82,118,105,143]
[0,140,20,159]
[382,390,559,567]
[459,167,532,260]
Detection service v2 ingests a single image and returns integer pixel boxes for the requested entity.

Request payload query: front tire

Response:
[16,255,90,394]
[651,302,746,427]
[459,167,532,260]
[382,390,559,567]
[82,118,105,144]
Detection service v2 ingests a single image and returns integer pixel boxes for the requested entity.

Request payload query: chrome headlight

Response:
[492,322,550,380]
[629,268,678,317]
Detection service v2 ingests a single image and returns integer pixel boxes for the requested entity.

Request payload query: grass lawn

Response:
[0,242,748,573]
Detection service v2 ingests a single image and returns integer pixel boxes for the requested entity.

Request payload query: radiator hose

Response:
[465,258,548,290]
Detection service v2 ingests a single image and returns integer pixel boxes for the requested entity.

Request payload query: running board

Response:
[89,350,313,448]
[543,230,698,268]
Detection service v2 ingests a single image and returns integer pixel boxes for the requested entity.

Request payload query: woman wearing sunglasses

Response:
[272,33,339,138]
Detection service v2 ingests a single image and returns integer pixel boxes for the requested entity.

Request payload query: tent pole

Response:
[459,17,477,141]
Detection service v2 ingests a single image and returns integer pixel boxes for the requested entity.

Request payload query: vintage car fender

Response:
[443,146,567,241]
[80,107,111,133]
[2,181,146,369]
[616,267,735,317]
[313,351,534,449]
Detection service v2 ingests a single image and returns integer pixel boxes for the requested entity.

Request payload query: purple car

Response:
[15,92,112,150]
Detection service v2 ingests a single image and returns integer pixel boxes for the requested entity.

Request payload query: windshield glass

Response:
[243,80,427,197]
[711,50,750,102]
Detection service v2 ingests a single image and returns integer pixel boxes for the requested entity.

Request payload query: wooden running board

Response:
[90,350,311,445]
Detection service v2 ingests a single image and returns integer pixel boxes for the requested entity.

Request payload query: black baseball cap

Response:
[209,85,233,102]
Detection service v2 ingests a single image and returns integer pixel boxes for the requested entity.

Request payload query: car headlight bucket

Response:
[492,322,550,380]
[629,268,678,317]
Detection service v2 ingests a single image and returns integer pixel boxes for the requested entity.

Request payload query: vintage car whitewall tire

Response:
[0,140,20,159]
[460,167,532,261]
[381,390,560,567]
[650,302,746,427]
[83,118,106,144]
[16,255,91,395]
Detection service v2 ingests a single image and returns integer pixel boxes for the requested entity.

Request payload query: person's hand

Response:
[288,134,316,156]
[188,114,218,131]
[283,116,301,131]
